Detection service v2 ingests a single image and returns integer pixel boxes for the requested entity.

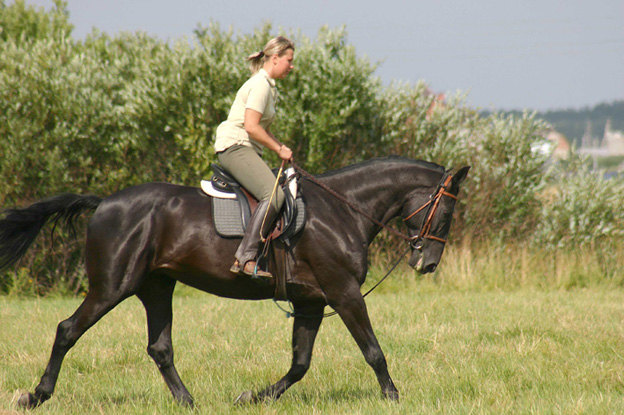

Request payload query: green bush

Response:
[535,156,624,248]
[0,0,72,43]
[1,1,623,294]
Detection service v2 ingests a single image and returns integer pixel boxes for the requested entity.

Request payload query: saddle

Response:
[201,164,305,242]
[200,164,306,301]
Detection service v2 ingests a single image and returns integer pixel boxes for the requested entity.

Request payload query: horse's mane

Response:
[314,156,445,178]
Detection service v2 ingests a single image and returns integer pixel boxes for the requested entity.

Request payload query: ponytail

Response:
[246,50,266,74]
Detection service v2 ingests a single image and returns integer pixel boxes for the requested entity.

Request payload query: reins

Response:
[292,162,458,245]
[291,162,414,242]
[272,161,458,319]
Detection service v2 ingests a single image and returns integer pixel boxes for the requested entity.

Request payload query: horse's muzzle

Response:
[408,250,422,270]
[409,249,438,274]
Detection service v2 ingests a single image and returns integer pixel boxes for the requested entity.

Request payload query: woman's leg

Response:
[217,146,284,277]
[218,145,284,211]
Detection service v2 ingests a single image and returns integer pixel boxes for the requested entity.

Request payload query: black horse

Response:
[0,157,468,408]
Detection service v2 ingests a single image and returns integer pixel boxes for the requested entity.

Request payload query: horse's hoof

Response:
[17,392,40,409]
[176,395,195,408]
[383,390,400,402]
[234,390,255,405]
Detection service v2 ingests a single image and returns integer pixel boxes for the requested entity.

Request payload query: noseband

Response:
[403,173,457,245]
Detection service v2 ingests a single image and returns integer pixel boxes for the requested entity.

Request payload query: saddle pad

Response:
[213,197,306,238]
[212,198,245,236]
[201,180,236,199]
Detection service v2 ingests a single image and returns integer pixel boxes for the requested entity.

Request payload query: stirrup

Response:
[242,261,273,281]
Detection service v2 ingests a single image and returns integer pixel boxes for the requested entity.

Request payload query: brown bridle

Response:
[403,173,457,244]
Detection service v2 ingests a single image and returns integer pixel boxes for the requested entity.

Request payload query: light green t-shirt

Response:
[214,68,277,155]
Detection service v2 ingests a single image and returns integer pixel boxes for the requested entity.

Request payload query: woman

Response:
[214,36,295,280]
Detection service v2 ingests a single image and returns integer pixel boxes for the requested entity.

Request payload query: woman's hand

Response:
[277,144,293,161]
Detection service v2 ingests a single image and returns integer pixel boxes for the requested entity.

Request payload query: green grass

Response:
[2,282,624,414]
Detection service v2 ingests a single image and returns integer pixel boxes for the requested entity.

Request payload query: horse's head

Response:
[402,166,470,274]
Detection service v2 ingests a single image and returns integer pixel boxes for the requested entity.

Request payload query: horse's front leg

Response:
[235,303,324,404]
[330,285,399,401]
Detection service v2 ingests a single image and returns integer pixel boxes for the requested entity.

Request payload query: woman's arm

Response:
[244,108,292,160]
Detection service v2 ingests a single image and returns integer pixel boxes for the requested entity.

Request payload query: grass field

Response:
[2,279,624,415]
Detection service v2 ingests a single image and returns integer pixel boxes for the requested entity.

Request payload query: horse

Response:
[0,156,469,408]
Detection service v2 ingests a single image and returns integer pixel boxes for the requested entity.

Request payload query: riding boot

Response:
[230,199,278,280]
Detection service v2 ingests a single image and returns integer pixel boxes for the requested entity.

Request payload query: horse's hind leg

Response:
[236,303,325,404]
[331,287,399,401]
[17,290,128,408]
[136,274,194,406]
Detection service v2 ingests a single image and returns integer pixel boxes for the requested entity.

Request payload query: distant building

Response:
[603,119,624,155]
[534,129,570,160]
[582,120,599,148]
[580,118,624,157]
[546,130,571,160]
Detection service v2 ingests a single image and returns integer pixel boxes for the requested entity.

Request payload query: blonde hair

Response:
[247,36,295,73]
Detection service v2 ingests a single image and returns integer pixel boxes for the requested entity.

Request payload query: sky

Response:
[21,0,624,111]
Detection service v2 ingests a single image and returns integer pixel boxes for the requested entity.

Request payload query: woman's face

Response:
[270,49,294,79]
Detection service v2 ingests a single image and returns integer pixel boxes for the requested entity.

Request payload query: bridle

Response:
[403,172,458,246]
[291,163,459,246]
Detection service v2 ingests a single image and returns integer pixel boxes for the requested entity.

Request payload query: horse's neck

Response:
[321,164,437,238]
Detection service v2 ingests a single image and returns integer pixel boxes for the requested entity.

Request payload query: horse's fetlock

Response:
[364,349,386,369]
[55,319,81,350]
[288,363,309,381]
[147,343,173,367]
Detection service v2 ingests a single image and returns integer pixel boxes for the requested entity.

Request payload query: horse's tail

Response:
[0,193,103,271]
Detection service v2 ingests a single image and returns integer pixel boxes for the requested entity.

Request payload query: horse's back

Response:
[91,181,207,223]
[84,183,216,282]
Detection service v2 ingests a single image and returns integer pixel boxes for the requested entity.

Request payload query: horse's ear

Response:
[452,166,470,185]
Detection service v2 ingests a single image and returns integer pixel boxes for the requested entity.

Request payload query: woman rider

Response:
[214,36,294,280]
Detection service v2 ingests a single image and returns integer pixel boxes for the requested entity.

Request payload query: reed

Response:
[368,239,624,292]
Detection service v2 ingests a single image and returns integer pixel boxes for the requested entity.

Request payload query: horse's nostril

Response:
[425,264,437,273]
